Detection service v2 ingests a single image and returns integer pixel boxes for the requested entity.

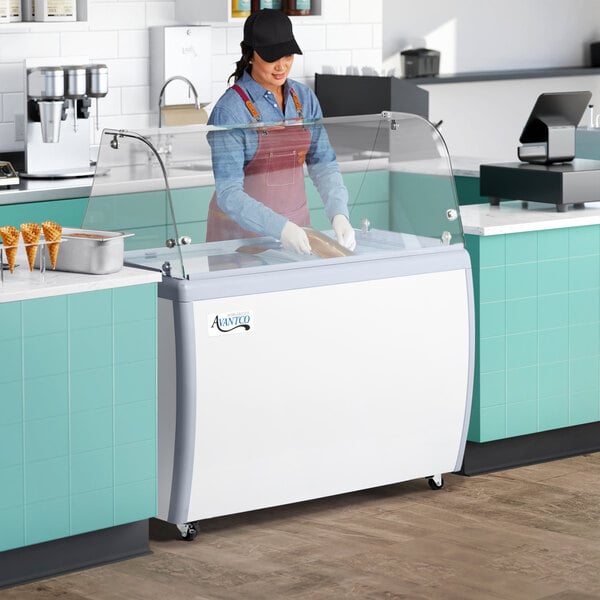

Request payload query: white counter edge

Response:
[460,201,600,236]
[0,265,162,303]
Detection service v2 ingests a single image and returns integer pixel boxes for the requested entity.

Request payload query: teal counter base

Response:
[0,520,149,590]
[461,422,600,475]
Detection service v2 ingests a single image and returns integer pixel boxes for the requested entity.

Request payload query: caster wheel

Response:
[427,476,444,490]
[182,524,198,541]
[177,521,199,541]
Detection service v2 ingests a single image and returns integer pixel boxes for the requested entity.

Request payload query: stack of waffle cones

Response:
[0,225,19,273]
[20,222,42,271]
[42,221,62,269]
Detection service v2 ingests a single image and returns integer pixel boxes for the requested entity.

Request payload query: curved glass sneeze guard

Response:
[84,112,463,280]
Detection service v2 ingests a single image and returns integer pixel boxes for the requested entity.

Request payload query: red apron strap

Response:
[289,87,303,119]
[232,83,304,120]
[232,84,261,122]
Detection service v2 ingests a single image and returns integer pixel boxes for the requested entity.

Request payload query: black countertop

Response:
[408,66,600,85]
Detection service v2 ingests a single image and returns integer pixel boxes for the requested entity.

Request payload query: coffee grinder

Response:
[22,58,108,178]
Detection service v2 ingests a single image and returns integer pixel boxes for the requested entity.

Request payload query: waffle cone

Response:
[42,221,62,269]
[0,225,19,273]
[20,223,42,272]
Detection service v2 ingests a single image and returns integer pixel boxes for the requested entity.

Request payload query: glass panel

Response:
[84,129,186,278]
[85,112,463,280]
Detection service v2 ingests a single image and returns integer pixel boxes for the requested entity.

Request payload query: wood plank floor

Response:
[2,452,600,599]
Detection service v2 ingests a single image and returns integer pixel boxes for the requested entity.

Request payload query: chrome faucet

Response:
[158,75,200,128]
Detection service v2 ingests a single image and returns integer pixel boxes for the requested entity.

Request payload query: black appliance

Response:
[314,74,429,119]
[591,41,600,67]
[517,90,592,165]
[401,48,440,78]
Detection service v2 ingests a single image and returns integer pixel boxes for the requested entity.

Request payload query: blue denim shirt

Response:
[207,71,349,240]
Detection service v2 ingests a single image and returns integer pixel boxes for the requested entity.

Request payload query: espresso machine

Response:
[22,58,108,178]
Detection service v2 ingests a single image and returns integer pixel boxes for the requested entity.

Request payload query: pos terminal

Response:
[481,91,600,212]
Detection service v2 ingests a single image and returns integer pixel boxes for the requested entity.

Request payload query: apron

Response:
[206,85,311,242]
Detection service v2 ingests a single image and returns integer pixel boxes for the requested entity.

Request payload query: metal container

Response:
[36,228,134,274]
[63,65,87,99]
[27,66,65,99]
[86,64,109,98]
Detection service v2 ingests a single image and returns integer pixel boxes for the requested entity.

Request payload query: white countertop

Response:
[451,156,510,177]
[387,156,509,178]
[460,200,600,236]
[0,250,161,303]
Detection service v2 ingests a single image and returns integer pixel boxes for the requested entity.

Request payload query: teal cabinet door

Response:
[0,284,157,552]
[466,227,600,443]
[0,198,88,229]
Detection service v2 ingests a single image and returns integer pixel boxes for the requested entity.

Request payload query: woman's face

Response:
[251,51,294,93]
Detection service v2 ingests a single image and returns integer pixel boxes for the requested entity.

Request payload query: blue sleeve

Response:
[303,89,350,222]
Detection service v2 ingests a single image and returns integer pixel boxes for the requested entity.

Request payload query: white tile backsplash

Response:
[118,29,149,58]
[0,0,382,153]
[350,0,382,23]
[103,57,150,86]
[294,24,327,52]
[0,62,24,92]
[209,82,225,111]
[0,123,13,146]
[2,92,21,121]
[372,22,382,51]
[211,53,238,89]
[327,24,373,50]
[321,0,351,22]
[225,24,244,55]
[351,48,384,75]
[289,54,305,79]
[122,84,151,113]
[210,27,227,54]
[146,1,175,26]
[88,2,146,30]
[61,30,119,58]
[0,33,60,60]
[302,50,353,77]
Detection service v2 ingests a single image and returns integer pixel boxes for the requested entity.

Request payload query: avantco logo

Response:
[208,310,253,336]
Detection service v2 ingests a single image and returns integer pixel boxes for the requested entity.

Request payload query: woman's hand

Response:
[280,221,312,255]
[332,214,356,251]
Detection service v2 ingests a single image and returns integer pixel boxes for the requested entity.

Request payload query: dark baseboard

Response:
[461,421,600,475]
[0,520,150,590]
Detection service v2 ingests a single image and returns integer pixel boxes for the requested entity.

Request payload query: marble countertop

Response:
[0,247,161,303]
[460,200,600,236]
[451,156,512,177]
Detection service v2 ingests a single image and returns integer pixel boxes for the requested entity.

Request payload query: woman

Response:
[206,8,356,254]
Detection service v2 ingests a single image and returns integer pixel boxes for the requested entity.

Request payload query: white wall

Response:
[0,0,382,153]
[383,0,600,75]
[423,76,600,160]
[383,0,600,159]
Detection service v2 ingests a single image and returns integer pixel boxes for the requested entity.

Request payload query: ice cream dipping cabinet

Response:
[85,112,474,539]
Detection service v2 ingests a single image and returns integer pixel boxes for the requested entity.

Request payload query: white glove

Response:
[332,214,356,251]
[280,221,311,255]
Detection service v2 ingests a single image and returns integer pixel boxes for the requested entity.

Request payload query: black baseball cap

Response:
[243,9,303,63]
